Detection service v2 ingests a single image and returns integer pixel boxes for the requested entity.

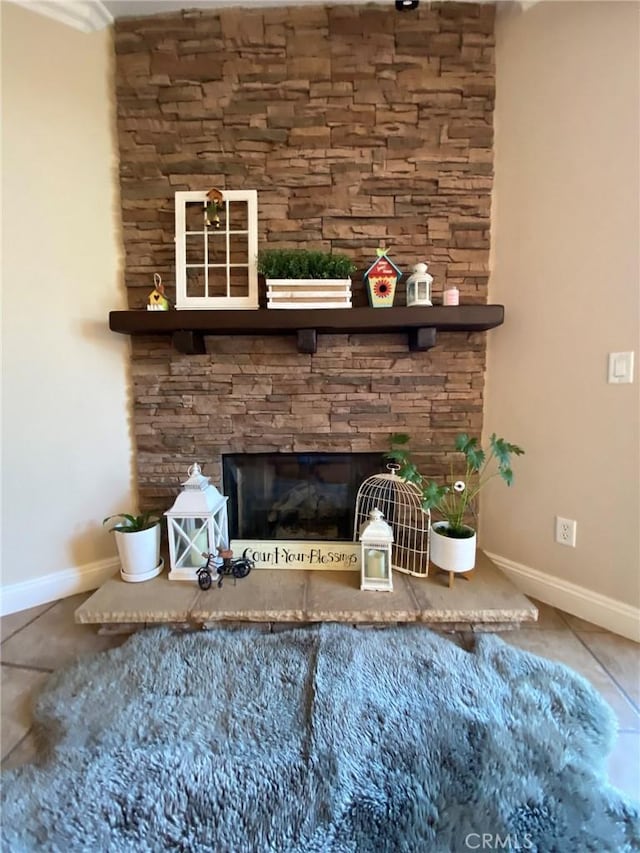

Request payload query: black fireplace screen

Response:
[223,453,382,540]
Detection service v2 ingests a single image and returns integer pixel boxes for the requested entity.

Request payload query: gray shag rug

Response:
[2,624,638,852]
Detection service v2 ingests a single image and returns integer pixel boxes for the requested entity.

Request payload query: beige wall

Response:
[484,1,640,607]
[1,3,134,601]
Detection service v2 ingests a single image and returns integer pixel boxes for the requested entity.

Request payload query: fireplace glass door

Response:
[223,453,382,540]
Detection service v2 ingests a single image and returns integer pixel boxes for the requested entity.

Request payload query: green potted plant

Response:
[257,248,356,309]
[103,510,162,583]
[386,432,524,578]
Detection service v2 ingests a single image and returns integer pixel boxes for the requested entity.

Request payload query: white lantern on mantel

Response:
[406,262,433,307]
[165,463,229,582]
[358,508,394,592]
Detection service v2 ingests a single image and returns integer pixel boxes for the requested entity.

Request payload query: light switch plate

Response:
[608,351,634,384]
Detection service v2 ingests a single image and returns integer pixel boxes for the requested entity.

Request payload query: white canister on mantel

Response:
[443,286,460,306]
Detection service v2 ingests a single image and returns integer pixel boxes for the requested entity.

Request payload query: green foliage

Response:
[103,511,161,533]
[386,432,524,538]
[257,249,356,280]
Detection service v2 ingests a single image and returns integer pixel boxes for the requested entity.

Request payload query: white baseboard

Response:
[486,551,640,643]
[0,557,119,617]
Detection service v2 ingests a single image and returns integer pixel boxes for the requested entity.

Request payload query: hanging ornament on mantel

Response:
[363,247,403,308]
[147,273,170,311]
[205,187,224,229]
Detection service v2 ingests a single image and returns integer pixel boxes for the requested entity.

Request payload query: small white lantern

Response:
[358,507,394,592]
[165,463,229,582]
[406,262,433,307]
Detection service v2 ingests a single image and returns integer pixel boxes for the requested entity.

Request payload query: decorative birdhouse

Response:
[358,507,394,592]
[363,248,402,308]
[406,262,433,307]
[147,273,170,311]
[165,463,229,582]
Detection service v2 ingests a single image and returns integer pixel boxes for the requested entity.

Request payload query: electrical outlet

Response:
[555,516,577,547]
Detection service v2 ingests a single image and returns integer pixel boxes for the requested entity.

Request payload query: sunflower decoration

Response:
[364,247,402,308]
[372,278,393,300]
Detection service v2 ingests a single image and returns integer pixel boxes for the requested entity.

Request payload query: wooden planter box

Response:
[266,278,352,309]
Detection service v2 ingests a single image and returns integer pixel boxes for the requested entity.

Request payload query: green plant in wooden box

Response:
[258,249,357,309]
[257,249,356,280]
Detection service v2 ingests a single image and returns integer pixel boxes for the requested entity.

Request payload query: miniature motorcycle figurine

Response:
[197,548,254,591]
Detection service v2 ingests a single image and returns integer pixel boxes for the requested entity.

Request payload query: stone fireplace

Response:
[115,3,495,512]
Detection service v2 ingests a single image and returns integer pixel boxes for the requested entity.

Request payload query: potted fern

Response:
[257,248,356,309]
[103,510,162,583]
[386,433,524,577]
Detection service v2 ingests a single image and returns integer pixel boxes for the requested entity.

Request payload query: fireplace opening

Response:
[223,453,383,540]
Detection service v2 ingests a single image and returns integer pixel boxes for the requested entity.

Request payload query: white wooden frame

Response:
[175,189,258,310]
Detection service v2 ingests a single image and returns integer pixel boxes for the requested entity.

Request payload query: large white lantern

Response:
[165,463,229,582]
[358,508,394,592]
[406,262,433,307]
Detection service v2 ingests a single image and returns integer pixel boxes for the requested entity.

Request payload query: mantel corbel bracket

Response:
[408,327,437,352]
[172,330,206,355]
[297,329,318,354]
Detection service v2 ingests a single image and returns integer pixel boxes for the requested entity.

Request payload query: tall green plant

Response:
[386,433,525,538]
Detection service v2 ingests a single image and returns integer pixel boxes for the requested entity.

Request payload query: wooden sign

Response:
[230,540,360,571]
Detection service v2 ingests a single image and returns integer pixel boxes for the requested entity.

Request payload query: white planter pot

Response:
[114,524,161,582]
[430,522,477,573]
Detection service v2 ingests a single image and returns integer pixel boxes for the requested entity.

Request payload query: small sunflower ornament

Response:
[364,247,402,308]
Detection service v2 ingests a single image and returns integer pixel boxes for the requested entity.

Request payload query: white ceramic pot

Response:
[430,522,477,573]
[114,524,161,582]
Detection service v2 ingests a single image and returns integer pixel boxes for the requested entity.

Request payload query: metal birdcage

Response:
[353,467,431,577]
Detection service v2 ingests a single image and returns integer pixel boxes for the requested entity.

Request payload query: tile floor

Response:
[1,593,639,802]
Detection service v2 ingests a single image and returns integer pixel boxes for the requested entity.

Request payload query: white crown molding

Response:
[486,550,640,643]
[10,0,113,33]
[11,0,537,28]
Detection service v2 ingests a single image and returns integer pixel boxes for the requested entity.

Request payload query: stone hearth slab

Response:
[75,573,200,624]
[407,552,537,624]
[305,571,417,623]
[75,551,538,630]
[191,570,307,623]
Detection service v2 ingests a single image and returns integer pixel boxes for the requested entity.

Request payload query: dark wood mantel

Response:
[109,305,505,354]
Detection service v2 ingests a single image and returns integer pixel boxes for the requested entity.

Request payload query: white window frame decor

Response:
[174,189,258,310]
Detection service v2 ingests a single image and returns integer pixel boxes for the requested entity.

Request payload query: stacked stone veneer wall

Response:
[114,3,495,506]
